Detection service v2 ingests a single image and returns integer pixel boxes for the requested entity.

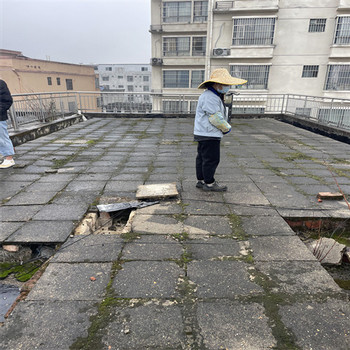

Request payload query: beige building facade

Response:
[150,0,350,111]
[0,49,98,94]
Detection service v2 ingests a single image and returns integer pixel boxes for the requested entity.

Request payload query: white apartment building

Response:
[150,0,350,112]
[95,64,151,93]
[94,64,152,111]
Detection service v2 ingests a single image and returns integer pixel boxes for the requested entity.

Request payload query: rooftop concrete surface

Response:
[0,117,349,349]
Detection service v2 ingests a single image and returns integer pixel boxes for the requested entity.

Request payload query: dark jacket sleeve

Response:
[0,80,13,121]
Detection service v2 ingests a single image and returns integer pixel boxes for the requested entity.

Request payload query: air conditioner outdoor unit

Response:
[151,58,163,66]
[213,48,230,56]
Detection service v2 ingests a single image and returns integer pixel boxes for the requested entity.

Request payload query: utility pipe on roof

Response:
[206,0,215,80]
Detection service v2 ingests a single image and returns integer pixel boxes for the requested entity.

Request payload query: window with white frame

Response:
[232,18,276,45]
[191,70,205,88]
[163,70,190,88]
[334,17,350,44]
[127,85,134,92]
[230,65,270,89]
[325,65,350,90]
[102,76,109,81]
[163,1,191,23]
[192,37,206,56]
[302,65,319,78]
[163,37,191,56]
[193,1,208,22]
[309,19,326,32]
[127,76,134,82]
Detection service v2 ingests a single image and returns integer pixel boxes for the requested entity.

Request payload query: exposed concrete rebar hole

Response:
[285,217,350,294]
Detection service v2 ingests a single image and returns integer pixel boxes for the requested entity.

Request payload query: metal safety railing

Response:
[7,91,350,133]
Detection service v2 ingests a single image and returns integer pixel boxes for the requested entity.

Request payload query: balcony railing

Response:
[7,91,350,134]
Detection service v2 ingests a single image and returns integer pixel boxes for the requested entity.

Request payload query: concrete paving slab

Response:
[0,205,42,222]
[250,236,318,262]
[104,180,139,193]
[223,183,271,206]
[113,261,182,298]
[186,237,242,260]
[131,213,183,234]
[187,261,263,297]
[122,235,183,260]
[101,303,186,349]
[183,215,232,236]
[241,215,296,236]
[183,200,231,215]
[228,204,278,216]
[137,201,182,215]
[257,261,342,294]
[0,301,98,350]
[136,183,179,200]
[32,203,88,221]
[280,300,350,350]
[52,234,123,263]
[5,220,75,243]
[3,191,57,205]
[197,301,277,349]
[28,262,112,301]
[0,222,24,242]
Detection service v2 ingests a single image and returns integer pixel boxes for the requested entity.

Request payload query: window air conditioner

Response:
[213,48,230,56]
[151,58,163,66]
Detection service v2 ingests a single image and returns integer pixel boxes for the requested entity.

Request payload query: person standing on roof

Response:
[0,79,15,168]
[194,68,246,191]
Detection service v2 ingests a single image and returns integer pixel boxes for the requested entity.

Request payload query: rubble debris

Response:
[306,237,346,265]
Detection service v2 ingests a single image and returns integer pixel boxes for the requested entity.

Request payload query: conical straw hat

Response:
[198,68,247,89]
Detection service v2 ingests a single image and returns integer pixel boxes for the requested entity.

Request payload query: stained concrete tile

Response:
[197,301,276,350]
[257,261,342,294]
[280,300,350,350]
[102,303,185,349]
[223,183,270,206]
[0,301,97,350]
[131,213,183,234]
[32,203,88,221]
[137,201,182,215]
[250,236,318,262]
[0,205,42,222]
[4,191,57,205]
[28,263,112,301]
[64,181,106,192]
[52,234,123,263]
[183,215,232,236]
[122,235,183,260]
[0,222,24,241]
[188,261,263,297]
[183,200,231,215]
[5,220,74,243]
[241,215,295,236]
[186,237,243,260]
[113,261,182,298]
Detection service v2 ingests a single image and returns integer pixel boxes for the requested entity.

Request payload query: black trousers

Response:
[195,139,221,184]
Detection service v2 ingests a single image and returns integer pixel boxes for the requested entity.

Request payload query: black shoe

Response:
[196,181,204,188]
[202,181,227,192]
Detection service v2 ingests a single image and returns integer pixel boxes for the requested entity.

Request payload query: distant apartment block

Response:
[150,0,350,111]
[94,64,152,111]
[0,49,98,94]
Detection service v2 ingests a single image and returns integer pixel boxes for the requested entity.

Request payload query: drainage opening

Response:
[285,217,350,295]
